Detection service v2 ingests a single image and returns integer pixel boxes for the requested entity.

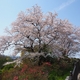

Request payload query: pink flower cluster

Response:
[44,62,52,66]
[13,76,18,80]
[23,78,28,80]
[29,68,37,74]
[21,64,28,73]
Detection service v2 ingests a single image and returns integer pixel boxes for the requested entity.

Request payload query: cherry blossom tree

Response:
[0,5,80,57]
[49,19,80,57]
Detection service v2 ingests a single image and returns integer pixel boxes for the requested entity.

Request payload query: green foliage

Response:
[48,74,55,80]
[0,63,15,77]
[48,57,74,80]
[0,55,13,69]
[2,63,14,71]
[0,55,77,80]
[41,44,49,53]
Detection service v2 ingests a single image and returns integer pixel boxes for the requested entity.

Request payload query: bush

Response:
[1,63,15,73]
[0,55,13,69]
[0,54,76,80]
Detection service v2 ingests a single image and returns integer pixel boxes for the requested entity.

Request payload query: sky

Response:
[0,0,80,36]
[0,0,80,56]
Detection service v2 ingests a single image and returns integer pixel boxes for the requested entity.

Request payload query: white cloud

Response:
[56,0,76,11]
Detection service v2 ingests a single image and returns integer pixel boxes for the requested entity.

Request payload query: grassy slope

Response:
[0,56,76,80]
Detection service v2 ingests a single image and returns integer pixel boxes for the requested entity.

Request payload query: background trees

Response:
[0,5,80,58]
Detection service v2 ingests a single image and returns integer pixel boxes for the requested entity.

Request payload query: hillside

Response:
[0,55,77,80]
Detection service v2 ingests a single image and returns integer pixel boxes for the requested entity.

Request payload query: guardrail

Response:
[68,60,80,80]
